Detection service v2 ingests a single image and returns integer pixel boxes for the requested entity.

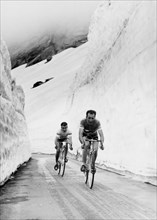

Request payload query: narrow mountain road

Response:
[0,154,156,220]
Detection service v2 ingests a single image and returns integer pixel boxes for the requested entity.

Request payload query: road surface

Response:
[0,154,156,220]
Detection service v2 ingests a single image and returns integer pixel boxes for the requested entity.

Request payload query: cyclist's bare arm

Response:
[68,135,72,144]
[79,127,84,144]
[98,129,104,147]
[67,134,73,150]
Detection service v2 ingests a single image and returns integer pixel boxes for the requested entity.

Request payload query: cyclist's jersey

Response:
[80,118,101,139]
[56,129,72,142]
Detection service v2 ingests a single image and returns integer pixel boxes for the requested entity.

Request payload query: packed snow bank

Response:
[68,1,156,180]
[0,40,31,185]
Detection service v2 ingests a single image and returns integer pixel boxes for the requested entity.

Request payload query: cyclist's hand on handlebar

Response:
[81,139,85,149]
[100,144,104,150]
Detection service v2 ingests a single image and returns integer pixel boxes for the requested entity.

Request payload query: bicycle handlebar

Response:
[85,139,102,142]
[81,139,104,150]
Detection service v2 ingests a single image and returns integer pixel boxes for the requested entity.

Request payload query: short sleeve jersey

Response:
[56,129,72,140]
[80,118,101,138]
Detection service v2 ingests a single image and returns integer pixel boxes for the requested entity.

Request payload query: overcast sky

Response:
[1,1,102,47]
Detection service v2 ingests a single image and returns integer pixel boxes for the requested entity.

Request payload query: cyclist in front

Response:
[79,110,104,172]
[54,122,73,170]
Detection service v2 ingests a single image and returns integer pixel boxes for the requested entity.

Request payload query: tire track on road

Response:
[42,156,156,220]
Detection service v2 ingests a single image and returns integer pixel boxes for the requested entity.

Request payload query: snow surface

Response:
[12,1,156,184]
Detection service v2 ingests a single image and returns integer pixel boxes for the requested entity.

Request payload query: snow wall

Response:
[0,40,31,185]
[66,1,156,181]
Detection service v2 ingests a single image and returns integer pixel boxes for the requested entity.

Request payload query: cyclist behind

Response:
[79,110,104,172]
[54,122,73,170]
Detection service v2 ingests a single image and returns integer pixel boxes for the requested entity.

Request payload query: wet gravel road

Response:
[0,154,156,220]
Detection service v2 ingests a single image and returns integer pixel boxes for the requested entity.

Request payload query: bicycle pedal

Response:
[80,165,86,172]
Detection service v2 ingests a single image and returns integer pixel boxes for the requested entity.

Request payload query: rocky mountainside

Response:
[8,33,87,69]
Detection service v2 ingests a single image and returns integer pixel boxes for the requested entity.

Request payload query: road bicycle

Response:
[83,139,102,189]
[57,142,68,177]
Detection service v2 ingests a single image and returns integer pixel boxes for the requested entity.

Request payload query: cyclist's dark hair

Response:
[61,122,68,127]
[86,110,96,117]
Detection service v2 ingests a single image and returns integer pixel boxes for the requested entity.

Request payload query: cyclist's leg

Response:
[82,140,90,163]
[81,139,90,171]
[55,149,60,163]
[54,145,60,170]
[64,142,68,162]
[54,138,63,170]
[91,142,98,169]
[55,141,61,163]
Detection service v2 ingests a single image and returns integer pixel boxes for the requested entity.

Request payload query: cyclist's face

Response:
[61,126,67,132]
[87,113,95,123]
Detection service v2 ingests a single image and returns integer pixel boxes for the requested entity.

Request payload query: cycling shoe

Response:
[80,164,86,172]
[54,164,58,170]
